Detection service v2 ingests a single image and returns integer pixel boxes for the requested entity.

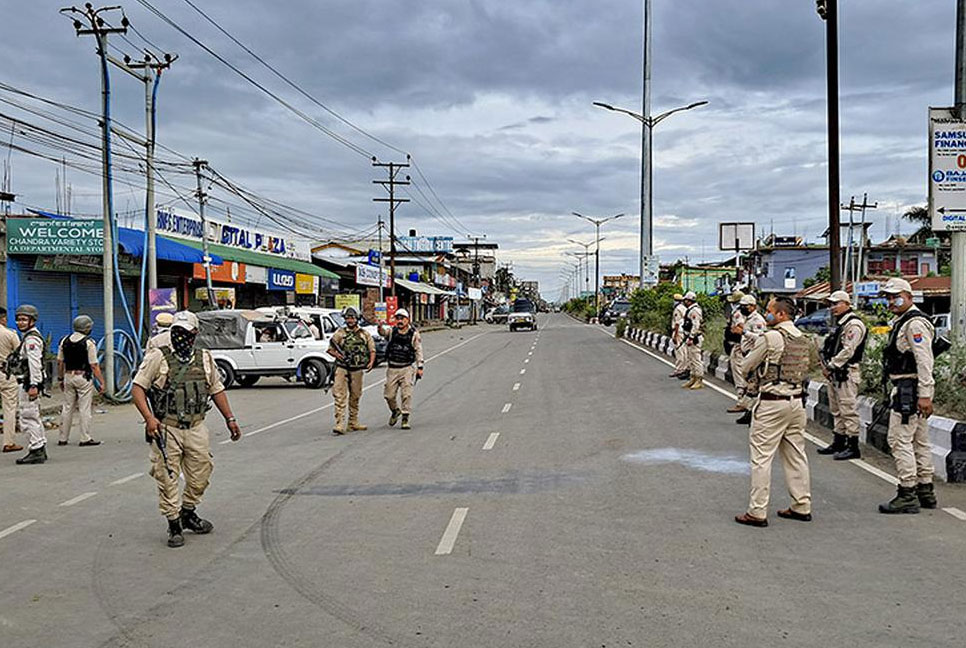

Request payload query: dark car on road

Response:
[601,300,631,326]
[794,307,831,335]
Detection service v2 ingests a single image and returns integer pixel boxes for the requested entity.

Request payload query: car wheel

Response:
[215,361,235,389]
[301,358,328,389]
[237,375,259,388]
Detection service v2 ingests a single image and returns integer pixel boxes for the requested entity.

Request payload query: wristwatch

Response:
[226,416,237,424]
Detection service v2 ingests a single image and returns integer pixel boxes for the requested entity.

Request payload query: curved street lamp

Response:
[573,211,624,313]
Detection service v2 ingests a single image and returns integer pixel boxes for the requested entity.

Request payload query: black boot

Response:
[180,507,214,534]
[400,414,411,430]
[167,519,185,548]
[833,436,861,461]
[878,486,920,514]
[735,410,752,426]
[916,482,938,509]
[677,372,691,381]
[389,409,401,427]
[818,433,847,456]
[15,445,47,465]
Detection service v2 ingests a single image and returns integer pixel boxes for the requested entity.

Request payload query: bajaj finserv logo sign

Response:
[7,218,104,255]
[267,268,296,291]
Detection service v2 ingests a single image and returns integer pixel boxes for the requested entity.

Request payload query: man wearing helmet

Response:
[10,304,47,465]
[327,306,375,435]
[56,314,105,447]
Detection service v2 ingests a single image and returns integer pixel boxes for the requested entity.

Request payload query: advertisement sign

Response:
[246,265,268,284]
[374,301,387,323]
[367,249,381,266]
[334,294,361,311]
[468,287,483,301]
[194,287,236,308]
[149,288,178,331]
[355,262,391,288]
[856,281,880,297]
[929,107,966,231]
[434,272,456,288]
[156,208,312,260]
[295,273,318,295]
[718,222,755,251]
[267,268,296,291]
[192,261,246,283]
[396,235,453,253]
[385,296,398,321]
[7,218,103,255]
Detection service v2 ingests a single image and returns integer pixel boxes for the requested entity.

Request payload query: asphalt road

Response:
[1,314,964,647]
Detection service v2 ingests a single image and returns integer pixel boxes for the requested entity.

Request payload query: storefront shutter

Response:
[19,270,73,348]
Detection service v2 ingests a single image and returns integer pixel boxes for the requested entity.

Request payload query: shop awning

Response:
[178,239,339,278]
[116,228,224,265]
[394,277,454,296]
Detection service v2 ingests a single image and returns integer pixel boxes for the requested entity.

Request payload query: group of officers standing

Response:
[667,277,943,526]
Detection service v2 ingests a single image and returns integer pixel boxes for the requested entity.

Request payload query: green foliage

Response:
[615,317,628,339]
[935,340,966,419]
[562,296,595,321]
[628,283,680,333]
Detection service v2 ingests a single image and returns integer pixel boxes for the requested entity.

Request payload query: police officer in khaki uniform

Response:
[735,296,812,527]
[377,308,424,430]
[681,292,705,389]
[327,306,375,435]
[57,315,106,447]
[12,305,47,465]
[877,278,937,514]
[669,294,689,379]
[817,290,868,460]
[0,307,23,453]
[132,311,242,548]
[724,291,746,411]
[146,312,173,351]
[731,294,767,419]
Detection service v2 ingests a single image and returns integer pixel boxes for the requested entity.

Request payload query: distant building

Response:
[602,274,640,296]
[518,280,540,301]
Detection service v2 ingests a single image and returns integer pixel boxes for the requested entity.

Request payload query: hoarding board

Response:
[929,107,966,231]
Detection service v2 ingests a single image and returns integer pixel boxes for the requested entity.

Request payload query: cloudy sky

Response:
[0,1,956,299]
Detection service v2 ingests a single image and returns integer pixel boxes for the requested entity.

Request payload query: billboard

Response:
[928,107,966,231]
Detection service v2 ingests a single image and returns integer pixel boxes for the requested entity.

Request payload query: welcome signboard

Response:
[7,218,103,255]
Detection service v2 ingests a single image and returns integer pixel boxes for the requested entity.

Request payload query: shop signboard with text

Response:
[156,208,312,260]
[295,273,319,295]
[334,294,361,311]
[355,262,391,288]
[7,218,103,255]
[192,261,246,283]
[267,268,296,291]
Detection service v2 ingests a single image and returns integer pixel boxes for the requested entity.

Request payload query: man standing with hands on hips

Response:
[57,315,106,447]
[327,306,376,436]
[378,308,424,430]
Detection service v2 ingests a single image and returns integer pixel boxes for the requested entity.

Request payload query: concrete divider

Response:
[620,327,965,483]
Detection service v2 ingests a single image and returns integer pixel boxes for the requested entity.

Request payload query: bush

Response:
[615,317,627,339]
[935,339,966,419]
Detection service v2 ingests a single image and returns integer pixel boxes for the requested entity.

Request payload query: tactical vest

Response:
[337,329,370,371]
[682,305,701,335]
[883,309,932,377]
[62,336,92,374]
[386,327,417,368]
[821,313,867,366]
[762,328,810,390]
[7,330,45,383]
[153,348,210,428]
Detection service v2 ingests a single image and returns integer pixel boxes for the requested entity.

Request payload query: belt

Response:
[759,392,803,401]
[65,369,89,376]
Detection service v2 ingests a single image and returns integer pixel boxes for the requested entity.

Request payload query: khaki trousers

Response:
[0,375,19,446]
[18,387,45,451]
[60,373,94,443]
[748,399,811,518]
[149,422,213,520]
[332,367,364,429]
[887,410,934,487]
[687,338,704,376]
[827,368,860,438]
[673,335,688,372]
[730,347,746,394]
[384,365,415,414]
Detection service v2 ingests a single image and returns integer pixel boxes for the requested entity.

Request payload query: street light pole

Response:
[817,0,842,291]
[573,212,624,315]
[953,0,966,340]
[592,100,707,287]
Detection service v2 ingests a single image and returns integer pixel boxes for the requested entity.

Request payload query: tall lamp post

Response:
[569,237,606,300]
[592,100,707,288]
[816,0,843,291]
[573,211,624,315]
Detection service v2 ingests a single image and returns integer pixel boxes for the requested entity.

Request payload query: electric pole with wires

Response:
[193,158,216,308]
[372,156,410,297]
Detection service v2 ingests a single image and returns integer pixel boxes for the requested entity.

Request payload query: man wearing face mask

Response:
[877,278,937,514]
[327,306,376,435]
[723,291,745,399]
[732,294,767,421]
[817,291,867,460]
[669,293,689,379]
[132,311,242,548]
[377,308,423,430]
[680,292,705,389]
[735,296,812,528]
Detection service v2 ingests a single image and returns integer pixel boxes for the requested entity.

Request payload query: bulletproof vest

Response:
[153,347,210,427]
[7,330,44,381]
[883,309,931,377]
[62,336,92,373]
[821,313,867,366]
[682,305,701,335]
[337,329,370,371]
[762,328,810,389]
[386,327,417,367]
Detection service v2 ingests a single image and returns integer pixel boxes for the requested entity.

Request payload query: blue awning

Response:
[28,209,222,265]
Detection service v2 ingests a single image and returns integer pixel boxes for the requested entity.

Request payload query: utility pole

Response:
[377,214,385,303]
[467,234,486,323]
[641,0,653,287]
[953,0,966,340]
[372,156,410,297]
[817,0,842,291]
[62,3,129,399]
[193,158,216,308]
[841,193,877,302]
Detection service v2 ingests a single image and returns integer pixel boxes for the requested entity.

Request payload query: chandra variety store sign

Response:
[156,209,311,261]
[7,218,104,255]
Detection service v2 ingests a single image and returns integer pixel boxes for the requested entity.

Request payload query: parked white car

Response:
[258,305,388,364]
[932,313,950,339]
[196,310,332,389]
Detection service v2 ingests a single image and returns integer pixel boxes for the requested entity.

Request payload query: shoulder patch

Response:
[913,333,923,344]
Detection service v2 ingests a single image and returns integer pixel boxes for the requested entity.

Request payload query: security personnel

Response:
[377,308,424,429]
[11,305,47,465]
[132,311,242,548]
[669,293,689,379]
[735,296,812,527]
[817,291,868,460]
[732,294,767,420]
[0,307,22,453]
[681,292,704,389]
[724,291,746,410]
[878,278,937,514]
[146,312,174,351]
[57,315,105,446]
[327,306,376,435]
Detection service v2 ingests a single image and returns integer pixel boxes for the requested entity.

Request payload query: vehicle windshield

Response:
[512,300,533,313]
[612,302,631,313]
[283,321,314,339]
[329,312,346,328]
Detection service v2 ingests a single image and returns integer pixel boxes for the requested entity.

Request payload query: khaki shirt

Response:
[889,307,935,399]
[57,332,99,365]
[729,307,746,331]
[21,326,45,386]
[0,325,20,362]
[133,347,225,396]
[828,311,867,371]
[146,329,171,351]
[742,320,805,397]
[740,309,767,353]
[685,304,703,338]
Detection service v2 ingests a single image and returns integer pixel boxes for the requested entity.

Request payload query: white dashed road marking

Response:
[482,433,500,450]
[943,507,966,521]
[520,369,526,375]
[59,492,97,507]
[110,473,145,486]
[0,520,36,541]
[501,403,512,414]
[435,507,469,555]
[513,383,520,391]
[524,359,530,364]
